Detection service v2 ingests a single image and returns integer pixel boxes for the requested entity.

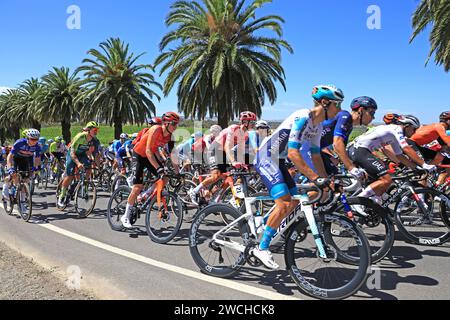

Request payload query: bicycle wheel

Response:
[394,188,450,245]
[331,197,395,264]
[285,213,370,300]
[3,194,14,215]
[111,175,128,193]
[17,183,32,222]
[98,169,112,193]
[55,180,69,211]
[43,168,49,190]
[107,185,131,231]
[75,180,97,218]
[145,191,183,244]
[175,179,200,222]
[189,204,249,278]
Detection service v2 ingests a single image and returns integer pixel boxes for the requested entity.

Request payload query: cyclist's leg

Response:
[60,153,76,199]
[350,147,392,200]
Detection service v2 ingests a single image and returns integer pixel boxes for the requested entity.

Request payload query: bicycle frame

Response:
[212,194,330,259]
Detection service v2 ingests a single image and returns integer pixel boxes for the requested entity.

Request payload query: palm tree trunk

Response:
[0,129,5,145]
[62,120,71,143]
[31,120,41,132]
[10,125,20,141]
[114,116,123,140]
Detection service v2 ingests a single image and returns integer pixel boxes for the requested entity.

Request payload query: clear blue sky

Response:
[0,0,448,124]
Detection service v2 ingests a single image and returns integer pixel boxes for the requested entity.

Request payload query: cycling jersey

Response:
[110,140,123,154]
[353,125,408,155]
[214,125,249,151]
[117,140,133,158]
[411,123,450,147]
[177,137,195,157]
[11,139,42,158]
[49,142,66,154]
[320,110,353,149]
[133,125,173,158]
[70,132,97,156]
[40,143,50,154]
[248,131,261,153]
[255,109,322,199]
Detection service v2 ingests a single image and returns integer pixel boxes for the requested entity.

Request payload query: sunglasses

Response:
[366,110,376,118]
[29,138,39,142]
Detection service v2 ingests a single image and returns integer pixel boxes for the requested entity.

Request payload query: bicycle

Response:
[56,168,97,218]
[107,171,183,244]
[2,171,33,222]
[189,184,371,300]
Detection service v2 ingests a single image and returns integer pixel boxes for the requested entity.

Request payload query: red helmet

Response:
[383,113,400,125]
[240,111,257,122]
[149,117,162,126]
[162,112,180,124]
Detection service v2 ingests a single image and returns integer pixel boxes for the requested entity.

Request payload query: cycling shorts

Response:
[65,153,91,176]
[349,146,388,178]
[254,158,298,200]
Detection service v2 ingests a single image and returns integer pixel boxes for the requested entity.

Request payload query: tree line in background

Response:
[0,0,447,145]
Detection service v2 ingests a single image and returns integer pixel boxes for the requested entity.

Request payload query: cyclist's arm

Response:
[391,127,425,167]
[288,148,319,182]
[333,136,355,171]
[436,125,450,148]
[145,128,163,170]
[6,152,13,169]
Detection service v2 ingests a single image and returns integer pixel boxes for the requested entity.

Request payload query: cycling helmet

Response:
[383,113,401,125]
[120,133,129,139]
[55,136,63,142]
[162,112,181,124]
[210,125,222,136]
[25,129,41,139]
[21,130,28,138]
[38,137,46,144]
[351,96,378,111]
[397,115,421,129]
[312,85,345,102]
[194,131,203,140]
[240,111,257,122]
[85,121,99,129]
[255,120,270,130]
[131,133,139,139]
[48,139,54,144]
[440,111,450,123]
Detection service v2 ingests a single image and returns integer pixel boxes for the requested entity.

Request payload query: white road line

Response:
[34,223,300,300]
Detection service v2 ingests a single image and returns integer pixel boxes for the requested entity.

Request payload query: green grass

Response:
[40,125,199,146]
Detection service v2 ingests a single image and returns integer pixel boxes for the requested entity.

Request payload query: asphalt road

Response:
[0,184,449,300]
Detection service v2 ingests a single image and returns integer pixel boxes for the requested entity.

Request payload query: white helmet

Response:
[131,133,138,139]
[120,133,129,139]
[256,120,270,130]
[26,129,40,139]
[210,125,222,136]
[397,115,421,129]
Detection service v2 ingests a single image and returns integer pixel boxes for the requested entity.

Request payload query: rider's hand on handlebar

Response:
[420,163,437,172]
[350,167,367,180]
[77,163,85,170]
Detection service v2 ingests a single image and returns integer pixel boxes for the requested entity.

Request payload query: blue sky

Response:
[0,0,448,124]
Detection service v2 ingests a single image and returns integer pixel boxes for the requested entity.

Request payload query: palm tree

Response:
[12,78,44,131]
[77,37,162,139]
[155,0,293,128]
[0,89,22,142]
[38,67,84,142]
[410,0,450,72]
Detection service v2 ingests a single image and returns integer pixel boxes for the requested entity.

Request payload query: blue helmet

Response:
[312,85,345,102]
[351,96,378,111]
[38,137,46,144]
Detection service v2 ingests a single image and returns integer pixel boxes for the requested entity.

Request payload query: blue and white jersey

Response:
[177,138,194,156]
[11,139,42,158]
[117,140,133,158]
[257,109,322,160]
[320,110,353,149]
[111,140,124,154]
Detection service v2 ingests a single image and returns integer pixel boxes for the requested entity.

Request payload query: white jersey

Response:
[258,109,322,160]
[354,124,408,155]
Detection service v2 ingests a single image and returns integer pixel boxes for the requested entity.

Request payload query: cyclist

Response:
[318,96,378,177]
[132,117,163,147]
[177,132,203,172]
[349,115,436,205]
[192,125,222,166]
[49,136,67,163]
[57,122,100,207]
[2,129,42,212]
[116,136,134,175]
[253,85,345,269]
[188,111,257,205]
[409,111,450,186]
[246,120,271,164]
[120,112,179,229]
